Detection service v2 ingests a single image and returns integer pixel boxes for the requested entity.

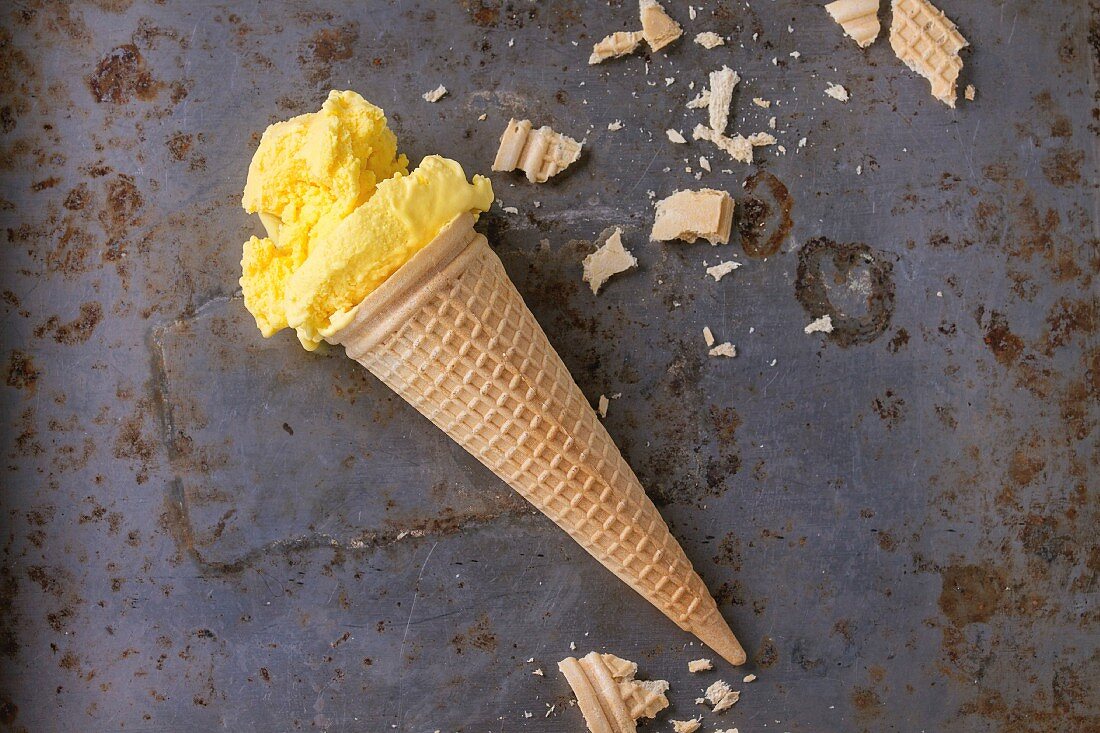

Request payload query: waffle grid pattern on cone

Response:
[890,0,966,104]
[344,234,717,630]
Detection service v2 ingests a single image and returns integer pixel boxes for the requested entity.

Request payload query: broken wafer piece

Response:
[708,66,740,134]
[590,30,646,64]
[558,652,670,733]
[672,719,703,733]
[804,315,834,334]
[825,0,881,48]
[686,90,711,110]
[704,679,741,712]
[694,31,725,49]
[706,261,740,281]
[709,343,736,358]
[825,82,850,102]
[693,125,753,164]
[889,0,968,107]
[583,228,638,295]
[688,658,714,673]
[492,119,582,183]
[640,0,682,51]
[652,189,734,245]
[421,84,447,102]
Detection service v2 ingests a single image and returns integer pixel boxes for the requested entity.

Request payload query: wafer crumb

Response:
[422,84,448,102]
[752,97,771,108]
[688,658,714,673]
[583,227,638,294]
[533,668,544,676]
[965,84,976,101]
[709,343,736,358]
[640,0,683,51]
[706,261,741,281]
[693,124,753,164]
[667,128,687,144]
[804,315,834,334]
[699,156,711,172]
[694,31,725,49]
[708,66,740,134]
[704,680,741,712]
[742,673,757,683]
[825,82,849,101]
[687,90,711,109]
[598,395,610,418]
[608,120,624,131]
[492,119,583,183]
[672,719,703,733]
[589,30,645,64]
[702,326,715,347]
[747,132,777,147]
[825,0,881,48]
[651,188,734,244]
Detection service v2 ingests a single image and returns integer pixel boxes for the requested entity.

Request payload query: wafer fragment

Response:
[559,652,670,733]
[825,0,881,48]
[825,82,850,102]
[889,0,968,107]
[666,128,687,144]
[688,658,714,673]
[706,261,740,282]
[694,31,725,49]
[704,679,740,712]
[747,132,777,147]
[804,315,834,334]
[686,90,711,110]
[640,0,683,51]
[708,66,740,134]
[583,228,638,295]
[709,343,736,358]
[672,719,703,733]
[492,119,583,183]
[693,125,753,164]
[964,84,976,101]
[422,84,447,102]
[590,30,646,64]
[651,189,734,245]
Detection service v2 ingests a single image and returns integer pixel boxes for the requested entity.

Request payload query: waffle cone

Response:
[329,213,745,665]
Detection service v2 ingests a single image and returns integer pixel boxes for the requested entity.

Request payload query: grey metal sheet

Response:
[1,1,1096,731]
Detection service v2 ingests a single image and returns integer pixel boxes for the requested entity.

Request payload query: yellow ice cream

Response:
[240,90,493,350]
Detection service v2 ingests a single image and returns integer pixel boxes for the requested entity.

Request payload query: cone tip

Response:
[693,613,747,666]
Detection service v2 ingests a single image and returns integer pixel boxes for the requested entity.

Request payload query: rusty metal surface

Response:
[1,1,1097,731]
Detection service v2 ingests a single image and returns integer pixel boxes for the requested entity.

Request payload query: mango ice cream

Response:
[239,90,494,349]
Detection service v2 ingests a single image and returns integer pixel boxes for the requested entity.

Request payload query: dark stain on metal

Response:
[753,636,778,668]
[33,302,103,345]
[871,390,906,429]
[794,238,896,347]
[88,44,161,103]
[886,328,909,353]
[939,563,1004,626]
[5,349,38,391]
[737,170,793,258]
[450,612,497,654]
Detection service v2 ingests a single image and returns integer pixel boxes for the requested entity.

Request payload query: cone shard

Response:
[330,213,745,665]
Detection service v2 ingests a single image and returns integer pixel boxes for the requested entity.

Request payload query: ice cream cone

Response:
[328,212,746,666]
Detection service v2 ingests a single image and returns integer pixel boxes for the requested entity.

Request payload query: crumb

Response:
[825,0,881,48]
[825,82,849,102]
[422,84,448,102]
[502,205,520,215]
[752,97,771,108]
[768,116,777,129]
[693,124,753,164]
[747,132,777,147]
[687,90,711,109]
[667,128,688,144]
[688,658,714,673]
[709,343,736,358]
[666,76,676,86]
[856,164,863,175]
[790,50,802,58]
[798,137,808,148]
[598,395,610,418]
[742,673,757,683]
[689,5,697,20]
[699,156,711,172]
[533,668,544,676]
[570,641,577,650]
[651,188,734,244]
[703,326,715,347]
[695,31,725,49]
[583,227,638,294]
[706,260,741,281]
[477,113,487,121]
[589,30,645,64]
[965,83,976,101]
[704,680,740,712]
[608,120,624,131]
[672,719,703,733]
[708,66,740,133]
[492,119,582,183]
[640,0,683,51]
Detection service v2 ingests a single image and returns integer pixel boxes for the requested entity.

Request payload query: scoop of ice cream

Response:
[239,90,493,350]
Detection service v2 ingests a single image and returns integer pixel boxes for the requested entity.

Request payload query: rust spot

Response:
[795,237,896,347]
[166,132,192,161]
[886,328,909,353]
[938,563,1004,626]
[871,390,906,429]
[460,0,501,27]
[31,176,60,191]
[982,311,1024,366]
[259,667,271,682]
[34,302,103,345]
[451,612,497,654]
[88,45,162,103]
[753,636,778,668]
[5,350,38,391]
[1008,445,1044,487]
[877,531,897,552]
[1042,297,1096,355]
[298,23,359,84]
[851,686,883,717]
[63,183,89,211]
[101,173,144,236]
[1042,148,1085,188]
[738,171,793,258]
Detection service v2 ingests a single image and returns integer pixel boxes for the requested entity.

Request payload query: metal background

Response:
[1,1,1097,731]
